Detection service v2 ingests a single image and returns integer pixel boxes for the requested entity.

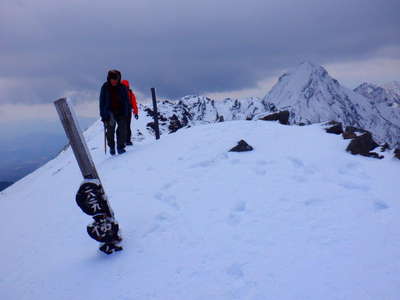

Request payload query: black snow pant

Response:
[105,114,127,150]
[126,112,132,143]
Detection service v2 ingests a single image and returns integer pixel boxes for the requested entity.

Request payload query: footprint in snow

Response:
[374,201,389,211]
[338,182,369,191]
[227,213,241,226]
[287,156,305,168]
[226,263,244,279]
[228,201,247,225]
[304,197,324,206]
[253,167,266,175]
[234,201,247,212]
[142,212,171,238]
[154,192,180,210]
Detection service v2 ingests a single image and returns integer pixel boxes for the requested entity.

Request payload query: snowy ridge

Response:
[0,120,399,299]
[139,62,399,147]
[139,96,274,136]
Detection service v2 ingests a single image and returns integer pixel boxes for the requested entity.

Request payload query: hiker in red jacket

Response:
[121,80,139,146]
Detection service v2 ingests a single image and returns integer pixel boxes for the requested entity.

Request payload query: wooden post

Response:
[54,98,122,254]
[151,87,161,140]
[54,98,99,180]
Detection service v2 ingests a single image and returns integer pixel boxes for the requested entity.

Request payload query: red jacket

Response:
[121,80,139,115]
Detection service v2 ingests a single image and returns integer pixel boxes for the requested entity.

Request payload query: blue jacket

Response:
[99,82,131,121]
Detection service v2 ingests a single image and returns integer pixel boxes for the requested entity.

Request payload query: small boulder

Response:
[342,126,369,140]
[394,148,400,160]
[324,121,343,135]
[380,143,390,152]
[168,114,183,133]
[146,122,157,132]
[342,131,357,139]
[259,111,290,125]
[229,140,254,152]
[346,132,380,158]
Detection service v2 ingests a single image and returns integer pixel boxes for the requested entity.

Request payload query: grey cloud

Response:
[0,0,399,104]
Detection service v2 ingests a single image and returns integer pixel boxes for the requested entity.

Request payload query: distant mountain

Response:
[354,81,400,107]
[383,81,400,104]
[0,181,13,192]
[261,62,400,147]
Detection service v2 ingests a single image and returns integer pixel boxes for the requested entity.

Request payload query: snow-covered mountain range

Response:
[142,62,399,147]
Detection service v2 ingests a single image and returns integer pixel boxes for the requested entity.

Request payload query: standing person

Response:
[99,70,131,155]
[121,80,139,146]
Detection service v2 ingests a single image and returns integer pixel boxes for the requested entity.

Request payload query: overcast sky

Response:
[1,0,399,118]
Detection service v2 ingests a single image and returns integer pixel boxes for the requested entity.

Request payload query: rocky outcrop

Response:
[324,121,343,135]
[259,111,290,125]
[394,148,400,160]
[346,132,382,159]
[342,126,369,140]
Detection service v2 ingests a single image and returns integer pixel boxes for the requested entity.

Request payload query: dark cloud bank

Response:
[0,0,399,104]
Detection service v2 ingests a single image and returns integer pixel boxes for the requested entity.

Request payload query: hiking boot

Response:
[117,148,126,155]
[110,148,116,156]
[126,141,133,146]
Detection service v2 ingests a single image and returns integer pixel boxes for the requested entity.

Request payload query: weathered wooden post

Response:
[54,98,122,254]
[151,87,161,140]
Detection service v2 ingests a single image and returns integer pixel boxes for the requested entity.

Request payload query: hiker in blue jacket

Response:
[99,70,131,155]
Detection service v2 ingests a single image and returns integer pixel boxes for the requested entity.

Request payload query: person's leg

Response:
[126,112,132,145]
[105,115,116,151]
[115,115,127,152]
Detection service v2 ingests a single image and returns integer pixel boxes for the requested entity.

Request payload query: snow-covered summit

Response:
[262,62,400,146]
[0,119,399,300]
[262,61,361,124]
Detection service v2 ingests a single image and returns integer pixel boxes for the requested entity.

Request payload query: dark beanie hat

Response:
[107,69,121,81]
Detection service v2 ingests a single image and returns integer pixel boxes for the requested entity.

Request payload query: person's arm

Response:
[99,85,109,122]
[130,90,139,116]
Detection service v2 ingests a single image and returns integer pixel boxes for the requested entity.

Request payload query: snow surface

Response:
[1,119,399,300]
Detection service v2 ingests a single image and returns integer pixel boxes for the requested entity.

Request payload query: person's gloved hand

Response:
[134,114,139,120]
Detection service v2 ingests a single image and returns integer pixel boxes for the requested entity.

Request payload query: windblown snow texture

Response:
[0,119,399,300]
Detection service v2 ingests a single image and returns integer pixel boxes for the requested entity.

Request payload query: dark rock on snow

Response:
[168,114,186,133]
[259,111,290,125]
[229,140,254,152]
[346,132,382,159]
[394,148,400,160]
[342,126,369,140]
[380,143,390,152]
[324,121,343,135]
